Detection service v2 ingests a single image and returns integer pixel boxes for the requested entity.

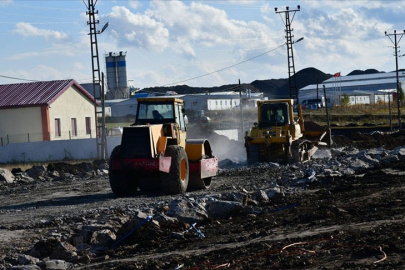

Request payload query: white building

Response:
[107,91,265,117]
[299,71,404,107]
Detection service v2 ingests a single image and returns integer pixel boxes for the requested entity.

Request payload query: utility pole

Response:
[323,85,330,128]
[385,30,405,130]
[275,5,301,104]
[238,79,244,141]
[316,78,319,110]
[85,0,108,159]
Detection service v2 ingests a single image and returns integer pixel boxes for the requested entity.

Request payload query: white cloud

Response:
[0,0,12,7]
[73,62,85,71]
[102,1,281,62]
[13,22,68,40]
[6,65,65,83]
[8,49,63,60]
[135,70,169,88]
[128,0,142,10]
[104,6,169,52]
[171,39,196,60]
[101,1,405,87]
[7,42,84,60]
[8,51,41,60]
[33,65,65,80]
[149,1,280,57]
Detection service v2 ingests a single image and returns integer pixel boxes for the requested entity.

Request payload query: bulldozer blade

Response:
[317,142,328,146]
[307,146,318,158]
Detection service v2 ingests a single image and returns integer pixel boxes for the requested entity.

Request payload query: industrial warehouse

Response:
[300,71,404,107]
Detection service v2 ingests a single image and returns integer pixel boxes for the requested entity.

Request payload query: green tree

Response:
[341,93,350,106]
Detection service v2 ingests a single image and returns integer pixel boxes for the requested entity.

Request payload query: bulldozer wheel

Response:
[246,145,259,165]
[290,140,310,163]
[109,145,138,197]
[161,145,189,194]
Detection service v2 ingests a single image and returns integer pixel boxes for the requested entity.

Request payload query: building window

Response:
[71,118,77,136]
[55,118,61,137]
[85,117,91,135]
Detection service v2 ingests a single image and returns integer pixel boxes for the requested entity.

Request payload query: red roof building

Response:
[0,79,97,144]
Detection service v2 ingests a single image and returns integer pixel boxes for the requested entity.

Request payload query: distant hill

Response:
[268,67,333,98]
[249,78,287,97]
[347,69,383,76]
[140,67,387,98]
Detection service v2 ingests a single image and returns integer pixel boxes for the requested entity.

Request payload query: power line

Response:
[162,43,285,86]
[197,1,264,9]
[111,22,285,44]
[0,12,81,21]
[10,3,83,12]
[0,75,39,82]
[0,22,82,25]
[194,43,285,52]
[0,74,94,83]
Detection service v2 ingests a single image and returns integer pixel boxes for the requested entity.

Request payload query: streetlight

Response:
[294,37,304,44]
[86,0,109,159]
[101,22,109,34]
[275,6,302,104]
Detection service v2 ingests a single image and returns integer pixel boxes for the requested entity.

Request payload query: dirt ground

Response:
[1,130,405,269]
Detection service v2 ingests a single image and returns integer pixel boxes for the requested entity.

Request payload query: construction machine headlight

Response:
[263,131,275,136]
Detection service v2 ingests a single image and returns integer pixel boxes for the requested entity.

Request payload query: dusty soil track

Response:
[1,131,405,269]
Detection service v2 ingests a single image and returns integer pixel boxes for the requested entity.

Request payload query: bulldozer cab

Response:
[259,102,289,127]
[246,98,331,164]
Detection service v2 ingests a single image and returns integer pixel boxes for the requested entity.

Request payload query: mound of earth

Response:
[332,130,405,149]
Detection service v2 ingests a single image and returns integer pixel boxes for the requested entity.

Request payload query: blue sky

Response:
[1,0,405,89]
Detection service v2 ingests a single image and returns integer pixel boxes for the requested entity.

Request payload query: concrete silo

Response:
[105,51,129,99]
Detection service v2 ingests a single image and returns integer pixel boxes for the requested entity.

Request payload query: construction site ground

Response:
[1,129,405,269]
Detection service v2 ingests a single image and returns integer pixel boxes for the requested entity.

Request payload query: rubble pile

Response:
[0,161,109,185]
[0,131,405,269]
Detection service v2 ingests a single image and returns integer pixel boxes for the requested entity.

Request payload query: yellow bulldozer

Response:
[244,99,331,164]
[109,97,218,196]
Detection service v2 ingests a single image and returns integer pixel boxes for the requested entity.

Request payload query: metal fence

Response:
[0,128,122,146]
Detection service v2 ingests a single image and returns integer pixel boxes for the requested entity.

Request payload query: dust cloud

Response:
[186,124,246,163]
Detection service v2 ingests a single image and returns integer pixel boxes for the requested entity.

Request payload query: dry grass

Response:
[303,103,402,127]
[204,102,403,128]
[100,102,403,129]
